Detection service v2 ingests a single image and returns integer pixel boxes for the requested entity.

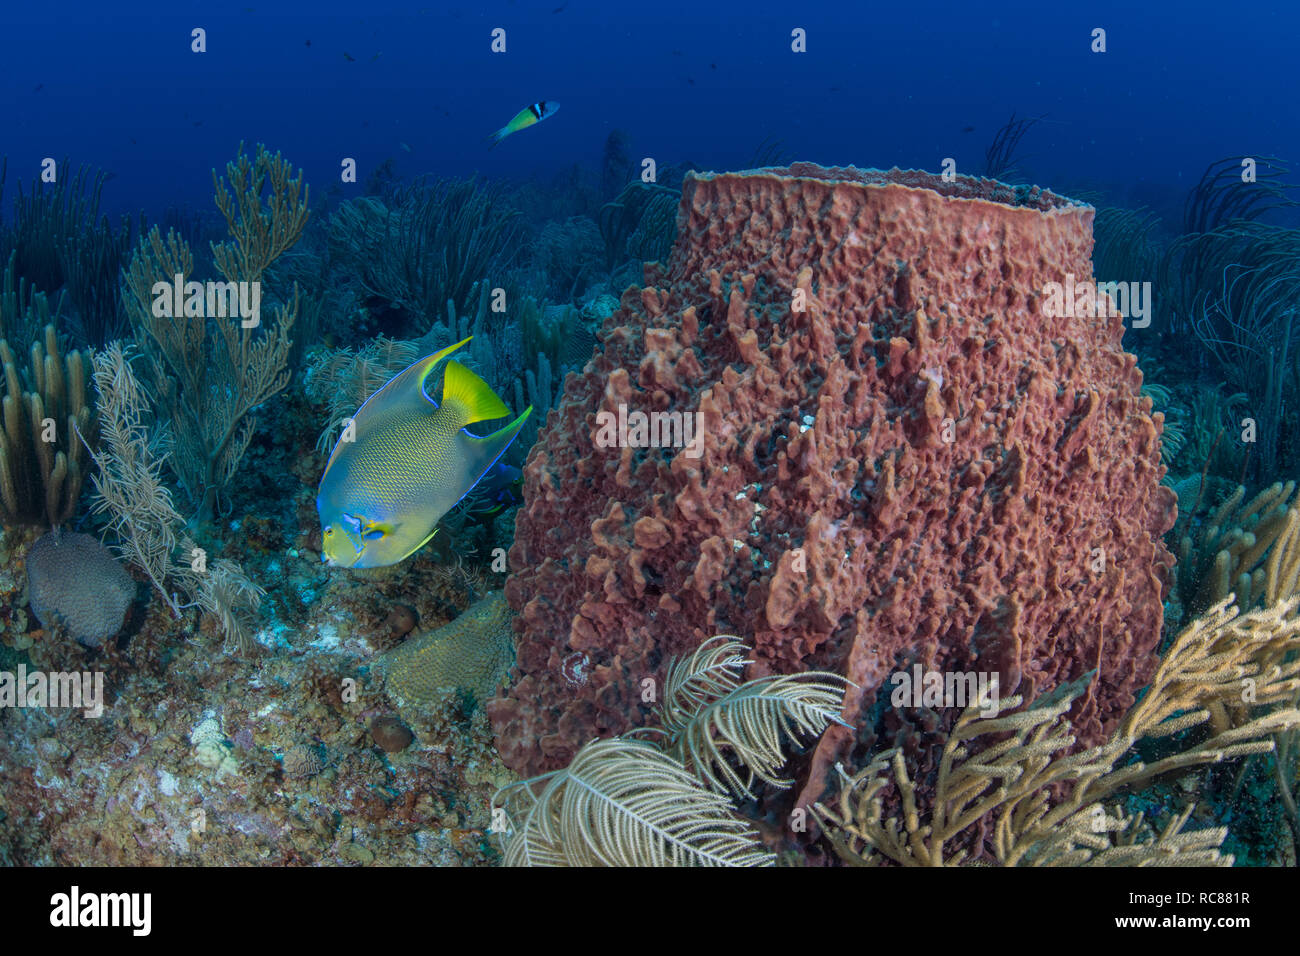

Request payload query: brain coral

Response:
[381,590,515,706]
[26,530,135,646]
[491,165,1178,802]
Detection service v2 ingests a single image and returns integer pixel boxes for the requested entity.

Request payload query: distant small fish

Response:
[486,101,559,149]
[343,51,356,61]
[305,39,311,47]
[672,49,682,56]
[32,83,43,93]
[193,120,203,127]
[829,86,842,92]
[686,77,695,86]
[400,142,411,153]
[552,4,566,12]
[371,52,382,61]
[961,125,975,133]
[710,62,716,70]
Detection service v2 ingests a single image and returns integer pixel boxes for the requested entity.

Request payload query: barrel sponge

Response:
[381,590,515,706]
[26,530,135,646]
[494,164,1178,792]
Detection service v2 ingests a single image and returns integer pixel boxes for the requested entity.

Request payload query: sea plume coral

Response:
[84,343,186,610]
[85,343,264,652]
[598,181,677,269]
[303,335,420,451]
[532,216,603,303]
[659,637,851,799]
[495,738,774,867]
[813,596,1300,866]
[492,637,848,867]
[328,177,523,329]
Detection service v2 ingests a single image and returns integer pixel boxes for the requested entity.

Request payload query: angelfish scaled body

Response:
[316,337,531,568]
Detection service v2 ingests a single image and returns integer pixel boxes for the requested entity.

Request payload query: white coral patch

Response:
[308,622,341,650]
[158,769,179,796]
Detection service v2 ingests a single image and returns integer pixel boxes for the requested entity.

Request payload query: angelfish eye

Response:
[324,527,333,536]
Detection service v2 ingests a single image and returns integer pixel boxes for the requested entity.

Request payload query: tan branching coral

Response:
[0,323,94,527]
[123,143,305,520]
[1175,479,1300,615]
[1275,694,1300,846]
[812,598,1300,866]
[210,143,310,284]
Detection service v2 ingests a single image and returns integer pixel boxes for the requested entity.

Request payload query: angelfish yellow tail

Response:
[442,360,511,424]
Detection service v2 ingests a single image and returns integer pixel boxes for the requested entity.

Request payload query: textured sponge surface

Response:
[493,164,1177,781]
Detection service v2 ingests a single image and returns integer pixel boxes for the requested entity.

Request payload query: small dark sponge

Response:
[369,714,414,753]
[26,531,135,646]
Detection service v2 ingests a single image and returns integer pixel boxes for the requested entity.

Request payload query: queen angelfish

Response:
[316,337,531,568]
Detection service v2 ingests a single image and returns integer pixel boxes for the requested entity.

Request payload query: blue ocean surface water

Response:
[4,0,1294,220]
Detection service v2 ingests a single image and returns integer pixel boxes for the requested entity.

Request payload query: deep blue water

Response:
[4,0,1296,222]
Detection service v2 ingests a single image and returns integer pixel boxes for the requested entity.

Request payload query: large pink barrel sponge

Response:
[492,164,1177,798]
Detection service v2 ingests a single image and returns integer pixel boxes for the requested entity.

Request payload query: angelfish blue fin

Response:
[454,406,534,502]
